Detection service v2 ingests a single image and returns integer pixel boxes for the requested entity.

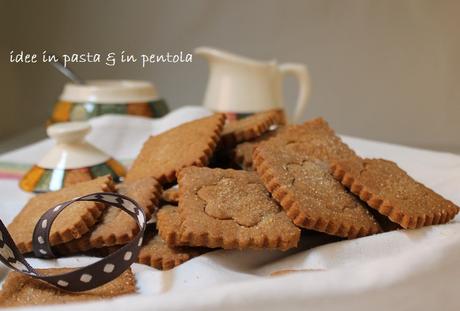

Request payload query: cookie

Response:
[161,187,180,205]
[63,168,93,187]
[253,138,382,238]
[81,226,201,268]
[331,158,460,229]
[0,268,135,307]
[220,109,283,148]
[272,109,287,125]
[8,176,114,253]
[265,118,358,165]
[158,167,300,250]
[57,177,161,254]
[126,114,226,184]
[156,205,184,246]
[233,128,283,170]
[115,177,162,219]
[138,222,204,270]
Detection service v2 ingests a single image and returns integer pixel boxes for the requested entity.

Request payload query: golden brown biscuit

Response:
[126,114,226,184]
[0,268,135,307]
[233,128,283,170]
[156,205,183,246]
[158,167,300,250]
[331,158,460,229]
[9,176,114,253]
[161,187,180,205]
[261,118,358,165]
[63,169,93,187]
[220,109,283,148]
[138,222,205,270]
[253,122,382,238]
[57,177,161,254]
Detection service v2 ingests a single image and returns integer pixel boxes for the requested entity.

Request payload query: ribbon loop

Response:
[0,192,146,292]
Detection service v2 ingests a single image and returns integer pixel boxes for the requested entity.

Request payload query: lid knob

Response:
[47,121,91,144]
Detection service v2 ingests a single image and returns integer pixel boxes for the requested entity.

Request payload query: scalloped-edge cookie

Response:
[259,118,358,165]
[156,205,184,246]
[233,128,284,170]
[0,268,135,307]
[158,167,300,250]
[331,158,459,229]
[220,109,283,148]
[8,176,114,254]
[138,223,205,270]
[253,137,382,238]
[161,187,180,205]
[126,113,226,184]
[56,177,161,254]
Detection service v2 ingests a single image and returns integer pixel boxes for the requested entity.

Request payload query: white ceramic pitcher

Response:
[195,47,311,123]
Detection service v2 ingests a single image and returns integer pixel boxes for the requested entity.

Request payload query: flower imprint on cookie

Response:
[197,177,279,227]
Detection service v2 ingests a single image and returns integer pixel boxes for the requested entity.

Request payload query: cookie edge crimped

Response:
[232,127,285,170]
[127,113,226,184]
[220,110,280,148]
[16,176,115,254]
[137,250,194,270]
[330,161,460,229]
[137,237,200,270]
[56,177,163,254]
[161,187,180,204]
[232,147,253,170]
[252,147,382,239]
[0,268,136,307]
[143,206,203,269]
[93,177,163,246]
[166,168,300,251]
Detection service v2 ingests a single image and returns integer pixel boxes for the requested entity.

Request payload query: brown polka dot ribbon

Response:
[0,192,146,292]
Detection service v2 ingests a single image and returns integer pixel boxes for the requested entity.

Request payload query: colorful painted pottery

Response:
[195,47,311,123]
[48,80,169,124]
[19,122,125,193]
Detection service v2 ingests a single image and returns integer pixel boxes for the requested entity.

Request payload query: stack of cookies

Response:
[127,110,459,267]
[144,111,457,261]
[3,110,459,306]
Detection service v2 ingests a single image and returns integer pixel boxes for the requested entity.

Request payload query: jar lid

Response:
[59,80,159,104]
[39,122,109,169]
[19,121,126,192]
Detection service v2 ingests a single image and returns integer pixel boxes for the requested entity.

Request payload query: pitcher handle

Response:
[279,63,311,123]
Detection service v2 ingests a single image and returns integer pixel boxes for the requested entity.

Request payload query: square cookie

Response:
[126,114,226,184]
[220,109,284,148]
[56,177,162,254]
[233,128,283,170]
[253,121,382,238]
[0,268,135,307]
[262,118,358,166]
[161,187,180,205]
[331,158,460,228]
[138,215,206,270]
[158,167,300,250]
[8,176,114,253]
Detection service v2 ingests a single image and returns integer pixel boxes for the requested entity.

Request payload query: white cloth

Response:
[0,107,459,310]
